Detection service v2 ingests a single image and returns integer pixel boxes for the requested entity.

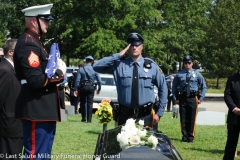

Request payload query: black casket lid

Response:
[109,146,171,160]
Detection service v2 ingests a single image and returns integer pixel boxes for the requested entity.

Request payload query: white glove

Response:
[57,59,66,75]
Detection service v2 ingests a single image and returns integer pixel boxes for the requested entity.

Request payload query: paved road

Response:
[187,101,228,114]
[168,93,228,114]
[201,93,228,114]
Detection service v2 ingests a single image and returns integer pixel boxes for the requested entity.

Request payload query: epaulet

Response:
[144,58,156,69]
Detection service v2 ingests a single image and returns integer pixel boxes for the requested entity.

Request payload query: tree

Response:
[160,0,212,74]
[55,0,165,66]
[203,0,240,88]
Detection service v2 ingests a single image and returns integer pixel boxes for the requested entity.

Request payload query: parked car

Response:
[94,73,159,105]
[93,74,118,104]
[66,66,79,80]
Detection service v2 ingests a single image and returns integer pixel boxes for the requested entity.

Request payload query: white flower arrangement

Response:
[116,118,158,150]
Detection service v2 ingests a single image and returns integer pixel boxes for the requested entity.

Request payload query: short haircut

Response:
[3,39,18,56]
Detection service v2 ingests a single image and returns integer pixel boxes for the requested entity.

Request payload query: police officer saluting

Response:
[74,56,101,123]
[172,55,207,143]
[93,32,168,127]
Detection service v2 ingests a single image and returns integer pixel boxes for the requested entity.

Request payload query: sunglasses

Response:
[184,62,192,64]
[40,18,51,23]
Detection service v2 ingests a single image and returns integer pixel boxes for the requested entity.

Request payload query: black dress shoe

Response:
[81,119,86,122]
[181,139,189,142]
[188,139,193,143]
[181,137,188,142]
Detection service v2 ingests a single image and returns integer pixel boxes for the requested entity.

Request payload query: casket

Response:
[93,126,183,160]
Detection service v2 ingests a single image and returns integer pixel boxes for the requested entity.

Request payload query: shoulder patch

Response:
[28,51,40,67]
[144,59,153,69]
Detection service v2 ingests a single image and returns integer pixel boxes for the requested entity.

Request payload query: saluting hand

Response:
[119,44,131,57]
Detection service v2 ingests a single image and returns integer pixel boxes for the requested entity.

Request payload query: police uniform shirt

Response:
[172,68,207,101]
[74,64,101,91]
[93,53,168,117]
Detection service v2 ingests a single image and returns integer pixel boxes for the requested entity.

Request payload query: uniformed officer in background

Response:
[57,73,68,109]
[13,4,65,158]
[68,69,79,114]
[172,55,207,143]
[93,32,168,127]
[74,56,101,123]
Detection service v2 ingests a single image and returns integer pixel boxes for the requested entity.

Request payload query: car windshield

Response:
[101,77,115,86]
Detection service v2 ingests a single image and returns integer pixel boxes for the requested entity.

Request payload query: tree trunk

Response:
[216,76,219,89]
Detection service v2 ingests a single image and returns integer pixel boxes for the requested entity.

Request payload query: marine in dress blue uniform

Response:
[74,56,101,122]
[172,55,207,142]
[93,32,168,127]
[13,4,64,160]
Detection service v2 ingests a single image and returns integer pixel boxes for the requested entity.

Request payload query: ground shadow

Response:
[87,130,101,134]
[67,119,81,122]
[185,147,224,154]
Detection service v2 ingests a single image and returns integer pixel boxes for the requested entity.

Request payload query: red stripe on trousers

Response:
[30,121,36,160]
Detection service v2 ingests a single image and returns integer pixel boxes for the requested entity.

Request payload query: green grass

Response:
[52,113,240,160]
[206,88,224,94]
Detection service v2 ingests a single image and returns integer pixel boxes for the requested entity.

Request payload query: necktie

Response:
[186,71,190,97]
[131,62,139,108]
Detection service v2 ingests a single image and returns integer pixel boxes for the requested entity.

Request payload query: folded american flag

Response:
[45,43,60,78]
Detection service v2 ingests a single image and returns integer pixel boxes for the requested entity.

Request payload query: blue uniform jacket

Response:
[172,68,207,101]
[74,64,101,91]
[93,53,168,117]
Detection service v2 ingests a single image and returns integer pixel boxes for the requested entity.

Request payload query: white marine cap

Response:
[22,4,54,20]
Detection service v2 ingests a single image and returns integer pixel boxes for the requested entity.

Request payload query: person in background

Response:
[77,64,88,114]
[13,4,65,159]
[57,73,67,109]
[223,57,240,160]
[93,32,168,127]
[68,69,79,114]
[78,64,83,69]
[0,39,23,160]
[74,56,101,122]
[166,76,175,112]
[172,55,207,143]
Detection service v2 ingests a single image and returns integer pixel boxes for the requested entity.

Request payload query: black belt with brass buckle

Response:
[119,103,153,117]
